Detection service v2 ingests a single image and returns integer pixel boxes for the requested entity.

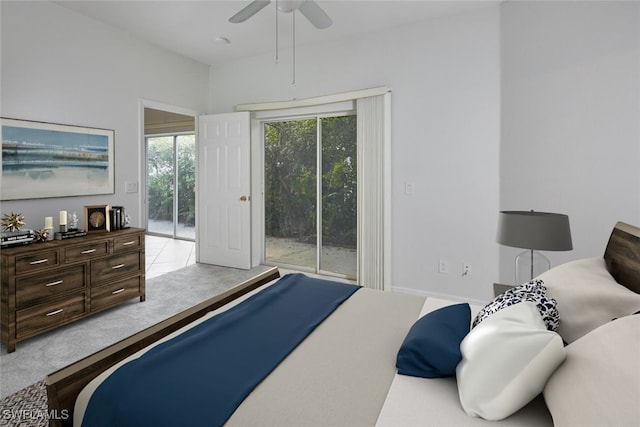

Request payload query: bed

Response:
[45,221,640,427]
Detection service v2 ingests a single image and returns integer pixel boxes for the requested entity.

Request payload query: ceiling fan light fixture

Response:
[277,0,303,13]
[229,0,332,29]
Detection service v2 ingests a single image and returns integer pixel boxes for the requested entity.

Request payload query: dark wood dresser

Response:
[1,227,145,353]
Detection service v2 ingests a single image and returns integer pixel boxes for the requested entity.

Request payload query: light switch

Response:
[125,181,138,193]
[405,182,415,194]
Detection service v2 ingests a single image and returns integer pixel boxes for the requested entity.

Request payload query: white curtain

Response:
[357,93,391,291]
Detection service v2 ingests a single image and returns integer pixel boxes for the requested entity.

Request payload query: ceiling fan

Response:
[229,0,333,29]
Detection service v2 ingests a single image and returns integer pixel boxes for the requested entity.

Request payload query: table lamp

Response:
[497,210,573,284]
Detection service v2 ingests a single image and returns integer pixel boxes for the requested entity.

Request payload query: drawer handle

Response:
[46,309,64,317]
[30,259,49,265]
[112,264,126,270]
[82,249,97,254]
[45,280,63,287]
[122,241,136,246]
[112,288,126,295]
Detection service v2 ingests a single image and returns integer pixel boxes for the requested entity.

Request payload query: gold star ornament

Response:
[33,228,50,243]
[2,212,26,232]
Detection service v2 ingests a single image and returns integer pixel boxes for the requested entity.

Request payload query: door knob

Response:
[240,195,250,201]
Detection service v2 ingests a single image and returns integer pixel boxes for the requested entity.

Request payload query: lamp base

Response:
[515,249,550,284]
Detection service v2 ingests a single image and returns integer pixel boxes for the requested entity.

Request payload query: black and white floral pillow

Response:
[473,280,560,331]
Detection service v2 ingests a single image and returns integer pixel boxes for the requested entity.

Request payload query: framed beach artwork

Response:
[1,118,115,200]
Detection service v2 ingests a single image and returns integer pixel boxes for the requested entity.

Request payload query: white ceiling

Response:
[54,0,499,65]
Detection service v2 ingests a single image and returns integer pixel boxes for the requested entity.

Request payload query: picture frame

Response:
[84,205,111,233]
[1,118,115,200]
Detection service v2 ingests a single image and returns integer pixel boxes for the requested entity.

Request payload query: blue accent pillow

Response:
[396,303,471,378]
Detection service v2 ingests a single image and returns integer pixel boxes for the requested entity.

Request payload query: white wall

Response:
[0,1,209,229]
[499,1,640,283]
[4,1,635,303]
[210,7,502,302]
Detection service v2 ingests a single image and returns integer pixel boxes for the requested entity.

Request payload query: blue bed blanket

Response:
[81,273,360,427]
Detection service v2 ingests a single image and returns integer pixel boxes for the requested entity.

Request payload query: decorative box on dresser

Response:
[1,227,145,353]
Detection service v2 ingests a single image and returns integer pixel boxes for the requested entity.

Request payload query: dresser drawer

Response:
[15,250,59,275]
[16,292,87,339]
[91,252,141,283]
[64,240,109,263]
[91,276,141,312]
[16,265,85,308]
[113,233,143,253]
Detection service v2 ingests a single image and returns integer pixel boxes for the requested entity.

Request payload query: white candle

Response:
[45,216,53,228]
[59,210,67,225]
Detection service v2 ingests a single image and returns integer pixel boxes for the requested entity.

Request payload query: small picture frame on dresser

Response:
[84,205,110,233]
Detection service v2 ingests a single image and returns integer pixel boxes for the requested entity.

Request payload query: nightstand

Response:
[493,283,514,297]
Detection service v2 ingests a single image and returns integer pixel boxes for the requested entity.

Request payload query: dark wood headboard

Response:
[604,221,640,294]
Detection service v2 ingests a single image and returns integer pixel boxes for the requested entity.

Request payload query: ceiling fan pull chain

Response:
[292,10,296,86]
[275,0,279,63]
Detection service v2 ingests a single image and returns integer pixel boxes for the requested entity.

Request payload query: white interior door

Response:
[197,112,251,269]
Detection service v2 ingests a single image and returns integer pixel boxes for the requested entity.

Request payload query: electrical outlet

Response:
[462,262,472,276]
[438,259,449,274]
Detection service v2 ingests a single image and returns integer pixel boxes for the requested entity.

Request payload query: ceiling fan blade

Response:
[229,0,271,23]
[298,0,332,29]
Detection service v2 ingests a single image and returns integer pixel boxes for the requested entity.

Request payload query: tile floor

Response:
[143,235,354,284]
[145,235,196,279]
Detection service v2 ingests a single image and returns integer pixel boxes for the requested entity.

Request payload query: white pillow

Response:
[456,302,566,421]
[537,257,640,343]
[543,314,640,427]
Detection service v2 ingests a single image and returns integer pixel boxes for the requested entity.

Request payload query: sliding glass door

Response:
[263,114,357,279]
[146,134,195,240]
[320,116,357,276]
